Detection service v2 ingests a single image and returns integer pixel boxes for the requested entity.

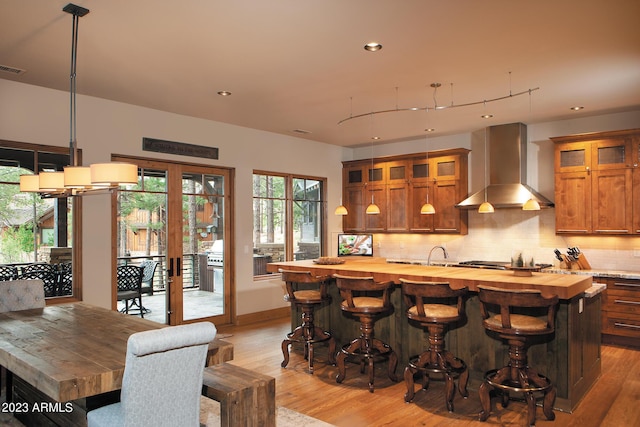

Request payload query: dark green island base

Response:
[268,258,601,413]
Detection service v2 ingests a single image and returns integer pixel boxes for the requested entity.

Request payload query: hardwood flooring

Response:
[217,316,640,427]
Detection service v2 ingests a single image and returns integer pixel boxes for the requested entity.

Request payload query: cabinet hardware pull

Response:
[557,229,588,233]
[595,230,629,233]
[614,299,640,305]
[614,282,640,288]
[614,322,640,330]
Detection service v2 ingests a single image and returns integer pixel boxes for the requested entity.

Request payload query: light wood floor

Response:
[217,317,640,427]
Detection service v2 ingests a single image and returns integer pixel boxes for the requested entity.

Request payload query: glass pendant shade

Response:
[90,162,138,186]
[522,198,541,211]
[39,171,65,192]
[420,202,435,214]
[366,202,380,215]
[334,204,348,215]
[478,201,495,213]
[19,175,41,192]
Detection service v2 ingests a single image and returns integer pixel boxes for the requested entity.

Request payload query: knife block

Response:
[560,254,591,270]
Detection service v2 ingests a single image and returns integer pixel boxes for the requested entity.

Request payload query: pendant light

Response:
[334,98,352,215]
[365,114,380,215]
[522,89,541,211]
[334,199,348,215]
[19,3,138,197]
[420,111,435,215]
[478,126,495,213]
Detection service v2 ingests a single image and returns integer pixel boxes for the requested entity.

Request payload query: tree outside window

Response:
[252,172,325,276]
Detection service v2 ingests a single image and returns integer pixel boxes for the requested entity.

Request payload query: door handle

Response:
[168,258,174,277]
[177,257,181,276]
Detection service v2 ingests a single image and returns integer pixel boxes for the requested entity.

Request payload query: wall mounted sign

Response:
[142,137,219,160]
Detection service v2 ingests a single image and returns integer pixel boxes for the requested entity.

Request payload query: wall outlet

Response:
[634,249,640,257]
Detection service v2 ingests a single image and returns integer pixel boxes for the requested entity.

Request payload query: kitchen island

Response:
[267,257,600,412]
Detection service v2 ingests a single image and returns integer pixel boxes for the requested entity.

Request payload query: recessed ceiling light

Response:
[481,114,493,119]
[425,128,435,132]
[570,106,584,111]
[364,42,382,52]
[371,136,381,140]
[217,91,232,96]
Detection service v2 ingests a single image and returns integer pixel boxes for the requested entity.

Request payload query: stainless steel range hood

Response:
[456,123,554,209]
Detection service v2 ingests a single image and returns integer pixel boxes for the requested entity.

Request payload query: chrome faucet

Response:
[427,245,449,266]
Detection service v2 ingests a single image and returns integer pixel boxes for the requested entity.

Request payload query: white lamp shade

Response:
[478,201,495,213]
[39,171,65,192]
[90,162,138,186]
[334,205,348,215]
[20,175,41,192]
[64,166,92,188]
[420,202,435,214]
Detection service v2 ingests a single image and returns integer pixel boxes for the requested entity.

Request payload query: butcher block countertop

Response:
[267,257,593,300]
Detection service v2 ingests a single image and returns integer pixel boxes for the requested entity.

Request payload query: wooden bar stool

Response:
[400,278,469,412]
[280,269,336,374]
[333,274,398,392]
[477,285,558,426]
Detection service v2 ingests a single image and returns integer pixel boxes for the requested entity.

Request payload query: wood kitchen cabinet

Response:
[552,129,640,235]
[341,149,469,234]
[599,277,640,348]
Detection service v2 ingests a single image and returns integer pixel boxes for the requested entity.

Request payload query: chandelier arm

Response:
[338,87,540,125]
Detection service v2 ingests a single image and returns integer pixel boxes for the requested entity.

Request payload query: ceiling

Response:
[2,0,639,147]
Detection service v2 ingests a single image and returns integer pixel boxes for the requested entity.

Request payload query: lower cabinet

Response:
[599,277,640,347]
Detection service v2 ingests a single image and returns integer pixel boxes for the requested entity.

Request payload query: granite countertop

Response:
[542,267,640,280]
[386,258,640,280]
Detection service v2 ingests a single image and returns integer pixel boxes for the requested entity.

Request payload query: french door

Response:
[114,157,233,326]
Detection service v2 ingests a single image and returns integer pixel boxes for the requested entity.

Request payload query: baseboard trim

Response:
[235,307,290,326]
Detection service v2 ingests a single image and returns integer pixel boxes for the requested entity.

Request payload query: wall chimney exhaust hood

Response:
[456,123,554,209]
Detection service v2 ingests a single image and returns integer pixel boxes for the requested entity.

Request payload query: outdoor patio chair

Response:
[117,265,144,318]
[18,264,58,297]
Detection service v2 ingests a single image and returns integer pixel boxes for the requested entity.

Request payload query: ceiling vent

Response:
[0,65,26,75]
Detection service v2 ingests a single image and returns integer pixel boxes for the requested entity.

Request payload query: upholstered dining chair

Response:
[0,279,46,402]
[87,322,217,427]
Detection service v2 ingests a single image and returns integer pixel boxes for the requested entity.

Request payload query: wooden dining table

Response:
[0,302,233,426]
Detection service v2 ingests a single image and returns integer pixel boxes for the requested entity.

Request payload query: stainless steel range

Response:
[456,260,510,270]
[456,260,553,270]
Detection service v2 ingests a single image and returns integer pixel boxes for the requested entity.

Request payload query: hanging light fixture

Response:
[365,114,380,215]
[19,3,137,197]
[478,126,495,213]
[420,110,435,215]
[334,198,348,215]
[523,89,541,211]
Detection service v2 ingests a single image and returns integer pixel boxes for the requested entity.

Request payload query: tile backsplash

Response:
[371,209,640,272]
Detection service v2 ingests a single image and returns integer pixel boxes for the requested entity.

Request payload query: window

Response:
[0,142,77,299]
[252,172,326,276]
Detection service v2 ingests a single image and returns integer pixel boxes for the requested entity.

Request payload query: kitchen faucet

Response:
[427,245,449,266]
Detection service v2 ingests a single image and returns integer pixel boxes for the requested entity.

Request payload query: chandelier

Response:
[19,3,137,197]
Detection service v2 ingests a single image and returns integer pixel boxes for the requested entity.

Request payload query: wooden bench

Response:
[202,363,276,427]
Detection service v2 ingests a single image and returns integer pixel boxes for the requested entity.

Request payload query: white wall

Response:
[2,79,639,318]
[0,79,346,316]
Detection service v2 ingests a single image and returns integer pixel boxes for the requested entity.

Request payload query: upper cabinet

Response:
[552,129,640,235]
[341,149,469,234]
